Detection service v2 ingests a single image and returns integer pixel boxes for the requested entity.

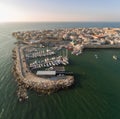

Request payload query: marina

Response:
[1,22,120,119]
[1,1,120,119]
[12,27,120,101]
[12,44,74,101]
[113,55,118,60]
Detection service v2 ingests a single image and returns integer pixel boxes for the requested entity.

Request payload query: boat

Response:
[51,61,55,66]
[113,55,117,60]
[95,54,98,59]
[49,62,52,66]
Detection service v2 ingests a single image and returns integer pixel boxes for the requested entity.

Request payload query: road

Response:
[18,46,25,77]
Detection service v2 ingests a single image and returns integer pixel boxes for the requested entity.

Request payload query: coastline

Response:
[12,27,120,101]
[0,22,120,119]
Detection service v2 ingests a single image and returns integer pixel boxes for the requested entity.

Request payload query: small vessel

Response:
[95,54,98,59]
[113,55,117,60]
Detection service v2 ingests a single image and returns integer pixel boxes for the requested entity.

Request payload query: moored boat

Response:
[113,55,117,60]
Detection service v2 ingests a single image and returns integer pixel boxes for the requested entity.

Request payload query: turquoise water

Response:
[0,22,120,119]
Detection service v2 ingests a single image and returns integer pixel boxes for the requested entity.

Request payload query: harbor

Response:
[12,27,120,101]
[1,22,120,119]
[12,44,74,101]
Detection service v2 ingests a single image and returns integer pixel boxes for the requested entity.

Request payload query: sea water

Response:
[0,22,120,119]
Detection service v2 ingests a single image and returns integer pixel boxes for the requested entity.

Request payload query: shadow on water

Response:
[70,73,83,89]
[26,72,83,99]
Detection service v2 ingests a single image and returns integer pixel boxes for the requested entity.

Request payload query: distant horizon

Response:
[1,0,120,23]
[1,21,120,23]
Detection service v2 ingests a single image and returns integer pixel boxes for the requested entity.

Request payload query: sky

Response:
[0,0,120,22]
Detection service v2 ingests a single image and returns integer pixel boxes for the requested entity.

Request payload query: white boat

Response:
[95,54,98,59]
[44,64,46,67]
[49,62,52,66]
[62,62,67,65]
[64,60,69,64]
[51,61,55,66]
[55,61,58,65]
[39,65,41,68]
[57,60,61,65]
[76,51,82,55]
[41,64,43,67]
[113,55,117,60]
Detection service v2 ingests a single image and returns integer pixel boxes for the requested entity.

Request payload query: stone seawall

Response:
[84,44,120,49]
[12,47,74,101]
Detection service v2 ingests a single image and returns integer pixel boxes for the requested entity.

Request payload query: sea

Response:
[0,22,120,119]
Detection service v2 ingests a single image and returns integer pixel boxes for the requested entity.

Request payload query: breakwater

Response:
[12,47,74,101]
[84,44,120,49]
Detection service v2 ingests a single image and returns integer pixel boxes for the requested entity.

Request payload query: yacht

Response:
[46,63,49,67]
[62,61,67,65]
[49,62,52,66]
[39,65,41,68]
[113,55,117,60]
[51,61,55,66]
[41,64,43,67]
[95,54,98,59]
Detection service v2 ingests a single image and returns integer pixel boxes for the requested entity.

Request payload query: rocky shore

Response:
[12,47,74,101]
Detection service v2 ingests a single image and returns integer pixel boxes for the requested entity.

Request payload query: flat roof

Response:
[53,66,65,71]
[36,71,56,76]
